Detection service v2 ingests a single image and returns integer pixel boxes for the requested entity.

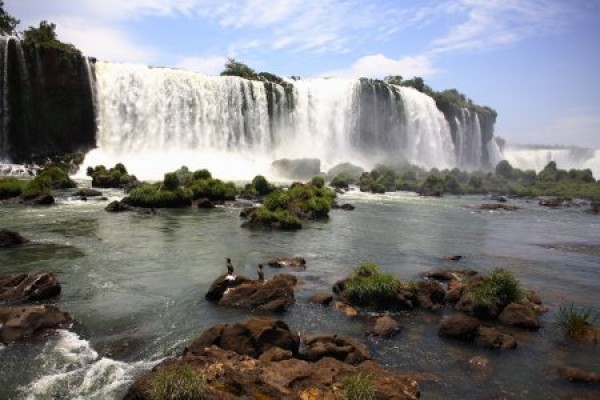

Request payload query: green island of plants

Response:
[242,176,336,230]
[87,163,137,188]
[341,372,376,400]
[0,165,75,201]
[340,263,405,309]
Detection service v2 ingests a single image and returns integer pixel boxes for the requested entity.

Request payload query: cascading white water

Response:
[453,108,483,169]
[503,146,600,178]
[84,58,97,114]
[84,62,461,180]
[0,36,10,161]
[398,86,456,169]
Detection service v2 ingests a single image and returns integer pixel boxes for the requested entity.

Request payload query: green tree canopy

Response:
[220,58,257,79]
[23,20,80,55]
[0,1,19,36]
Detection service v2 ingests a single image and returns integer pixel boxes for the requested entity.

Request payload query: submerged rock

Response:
[0,229,29,248]
[557,366,600,384]
[498,303,541,330]
[74,188,103,197]
[368,315,402,338]
[105,200,131,212]
[438,314,481,341]
[309,292,333,305]
[475,203,519,211]
[0,304,72,344]
[267,257,306,269]
[475,326,517,350]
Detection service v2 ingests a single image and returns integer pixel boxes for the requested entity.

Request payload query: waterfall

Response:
[84,58,97,114]
[84,62,465,180]
[503,146,600,178]
[0,37,10,161]
[453,108,483,169]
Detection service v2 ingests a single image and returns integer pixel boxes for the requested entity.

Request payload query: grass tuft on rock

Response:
[557,303,599,338]
[342,372,376,400]
[471,268,523,311]
[146,363,209,400]
[343,264,403,308]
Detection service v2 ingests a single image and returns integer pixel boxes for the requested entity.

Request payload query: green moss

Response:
[145,363,209,400]
[342,372,375,400]
[188,178,236,202]
[87,164,137,188]
[124,184,191,208]
[0,177,24,199]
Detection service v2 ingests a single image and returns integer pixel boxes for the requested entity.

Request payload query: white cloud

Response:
[173,56,227,75]
[320,54,437,79]
[54,17,159,64]
[430,0,573,54]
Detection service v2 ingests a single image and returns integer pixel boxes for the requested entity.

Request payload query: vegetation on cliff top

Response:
[0,1,19,36]
[342,159,600,201]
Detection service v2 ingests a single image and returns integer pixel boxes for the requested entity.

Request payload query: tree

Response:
[220,58,257,80]
[22,20,80,55]
[0,1,19,36]
[495,160,514,180]
[384,75,403,85]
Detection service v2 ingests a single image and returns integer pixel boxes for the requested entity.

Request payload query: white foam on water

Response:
[20,330,159,400]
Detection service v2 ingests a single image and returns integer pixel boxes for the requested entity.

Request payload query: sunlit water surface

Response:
[1,189,599,399]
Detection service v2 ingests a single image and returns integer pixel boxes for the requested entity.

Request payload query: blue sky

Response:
[5,0,600,148]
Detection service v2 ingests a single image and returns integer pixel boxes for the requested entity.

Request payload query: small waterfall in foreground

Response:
[84,62,465,180]
[503,146,600,178]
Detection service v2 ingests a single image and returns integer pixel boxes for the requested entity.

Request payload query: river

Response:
[1,188,599,399]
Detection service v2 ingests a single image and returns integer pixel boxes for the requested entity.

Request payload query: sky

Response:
[5,0,600,148]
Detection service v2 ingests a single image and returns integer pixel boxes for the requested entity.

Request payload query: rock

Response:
[571,326,600,344]
[0,304,72,344]
[74,188,103,197]
[490,195,508,203]
[423,268,478,281]
[270,158,321,180]
[309,292,333,305]
[239,206,257,218]
[301,334,371,365]
[0,229,29,248]
[105,200,131,212]
[463,355,491,373]
[588,201,600,214]
[123,179,142,193]
[368,315,402,338]
[525,289,542,305]
[333,203,355,211]
[498,303,541,330]
[127,346,419,400]
[186,318,300,358]
[415,280,446,310]
[0,271,61,303]
[438,314,481,341]
[475,326,517,350]
[557,366,600,384]
[218,274,297,313]
[258,347,294,362]
[205,274,252,301]
[334,301,358,317]
[444,255,463,261]
[24,194,55,205]
[539,197,563,207]
[476,203,519,211]
[196,197,215,208]
[267,257,306,269]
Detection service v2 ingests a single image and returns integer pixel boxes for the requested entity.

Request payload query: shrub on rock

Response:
[87,163,137,188]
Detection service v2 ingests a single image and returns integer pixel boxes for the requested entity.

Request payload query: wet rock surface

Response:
[0,271,61,304]
[0,229,29,248]
[0,304,72,344]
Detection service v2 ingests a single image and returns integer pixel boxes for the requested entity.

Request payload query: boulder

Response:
[0,304,72,344]
[270,158,321,180]
[0,229,29,248]
[334,301,358,317]
[462,355,491,374]
[333,203,355,211]
[126,347,419,400]
[475,326,517,350]
[24,194,55,205]
[105,200,131,212]
[368,315,402,338]
[438,314,481,341]
[309,292,333,305]
[444,255,463,261]
[267,257,306,269]
[476,204,519,211]
[196,197,215,209]
[74,188,103,197]
[423,268,478,281]
[0,271,61,303]
[498,303,541,330]
[539,197,563,207]
[557,366,600,384]
[301,334,371,365]
[218,274,297,313]
[186,318,300,358]
[415,280,446,310]
[205,274,252,301]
